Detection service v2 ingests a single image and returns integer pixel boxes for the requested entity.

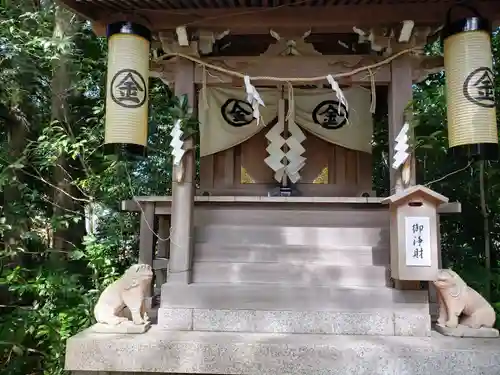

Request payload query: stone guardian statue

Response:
[433,268,498,338]
[92,263,153,333]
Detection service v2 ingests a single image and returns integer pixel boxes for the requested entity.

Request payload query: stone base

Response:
[66,326,500,375]
[158,308,431,337]
[435,323,500,338]
[90,322,151,334]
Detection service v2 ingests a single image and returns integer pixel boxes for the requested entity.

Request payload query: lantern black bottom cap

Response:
[450,143,498,162]
[103,143,147,160]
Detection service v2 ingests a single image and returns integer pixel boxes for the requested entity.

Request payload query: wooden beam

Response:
[132,4,500,32]
[60,1,500,36]
[122,198,462,217]
[153,55,392,85]
[151,55,443,86]
[121,196,389,215]
[194,55,391,84]
[437,202,462,215]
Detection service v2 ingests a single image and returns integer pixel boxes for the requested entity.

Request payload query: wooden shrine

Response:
[61,1,500,375]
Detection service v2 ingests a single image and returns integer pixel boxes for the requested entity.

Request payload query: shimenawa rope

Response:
[154,48,416,83]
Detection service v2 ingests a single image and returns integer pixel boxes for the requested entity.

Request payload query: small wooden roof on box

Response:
[381,185,449,207]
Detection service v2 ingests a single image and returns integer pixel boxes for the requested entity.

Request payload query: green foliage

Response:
[0,2,180,374]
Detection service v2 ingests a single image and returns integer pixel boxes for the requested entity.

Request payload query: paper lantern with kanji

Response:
[442,4,498,161]
[103,21,151,158]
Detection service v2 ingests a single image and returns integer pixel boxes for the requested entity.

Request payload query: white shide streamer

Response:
[170,119,186,166]
[392,121,410,170]
[264,99,307,183]
[284,112,306,183]
[326,74,348,115]
[244,75,265,125]
[264,116,286,182]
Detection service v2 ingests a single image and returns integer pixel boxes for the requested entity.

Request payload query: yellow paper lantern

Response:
[443,5,498,161]
[103,21,151,158]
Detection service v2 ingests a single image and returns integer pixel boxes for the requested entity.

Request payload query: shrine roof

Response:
[381,185,449,206]
[60,0,500,33]
[60,0,494,11]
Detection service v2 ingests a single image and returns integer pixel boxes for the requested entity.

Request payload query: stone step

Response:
[194,206,389,227]
[195,225,389,247]
[194,243,389,266]
[192,262,389,287]
[66,327,500,375]
[157,307,430,337]
[160,284,429,312]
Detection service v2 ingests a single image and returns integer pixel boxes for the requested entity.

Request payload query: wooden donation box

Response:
[382,185,449,281]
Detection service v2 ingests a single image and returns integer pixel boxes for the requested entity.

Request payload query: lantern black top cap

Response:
[107,21,152,42]
[442,3,491,40]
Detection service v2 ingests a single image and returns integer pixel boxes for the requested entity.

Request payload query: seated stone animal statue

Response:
[94,263,153,326]
[433,268,496,329]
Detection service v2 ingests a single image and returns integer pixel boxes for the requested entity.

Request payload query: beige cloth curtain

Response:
[198,86,373,157]
[198,87,279,157]
[294,87,373,154]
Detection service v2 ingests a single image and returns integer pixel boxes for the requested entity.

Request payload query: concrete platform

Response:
[66,326,500,375]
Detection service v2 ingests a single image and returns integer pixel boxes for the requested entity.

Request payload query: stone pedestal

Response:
[90,322,151,334]
[66,326,500,375]
[435,323,499,338]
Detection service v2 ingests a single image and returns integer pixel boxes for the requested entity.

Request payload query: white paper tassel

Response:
[264,99,286,182]
[264,119,286,182]
[284,115,307,183]
[170,119,186,166]
[326,74,348,115]
[263,99,308,183]
[392,122,410,170]
[244,75,265,125]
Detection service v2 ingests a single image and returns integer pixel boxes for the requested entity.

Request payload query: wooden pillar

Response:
[388,57,419,290]
[388,56,416,195]
[154,216,170,288]
[428,212,442,321]
[168,59,195,284]
[139,202,155,267]
[139,202,155,297]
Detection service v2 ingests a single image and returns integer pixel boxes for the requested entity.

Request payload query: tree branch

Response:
[19,169,90,203]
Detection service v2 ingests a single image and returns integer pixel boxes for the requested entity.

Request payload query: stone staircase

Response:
[158,204,431,337]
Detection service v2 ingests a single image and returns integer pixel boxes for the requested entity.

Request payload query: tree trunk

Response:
[1,106,28,252]
[51,6,84,255]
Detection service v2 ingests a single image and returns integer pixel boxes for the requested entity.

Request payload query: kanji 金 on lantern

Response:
[442,4,498,161]
[103,21,151,158]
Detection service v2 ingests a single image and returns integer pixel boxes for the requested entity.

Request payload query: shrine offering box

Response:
[382,185,449,281]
